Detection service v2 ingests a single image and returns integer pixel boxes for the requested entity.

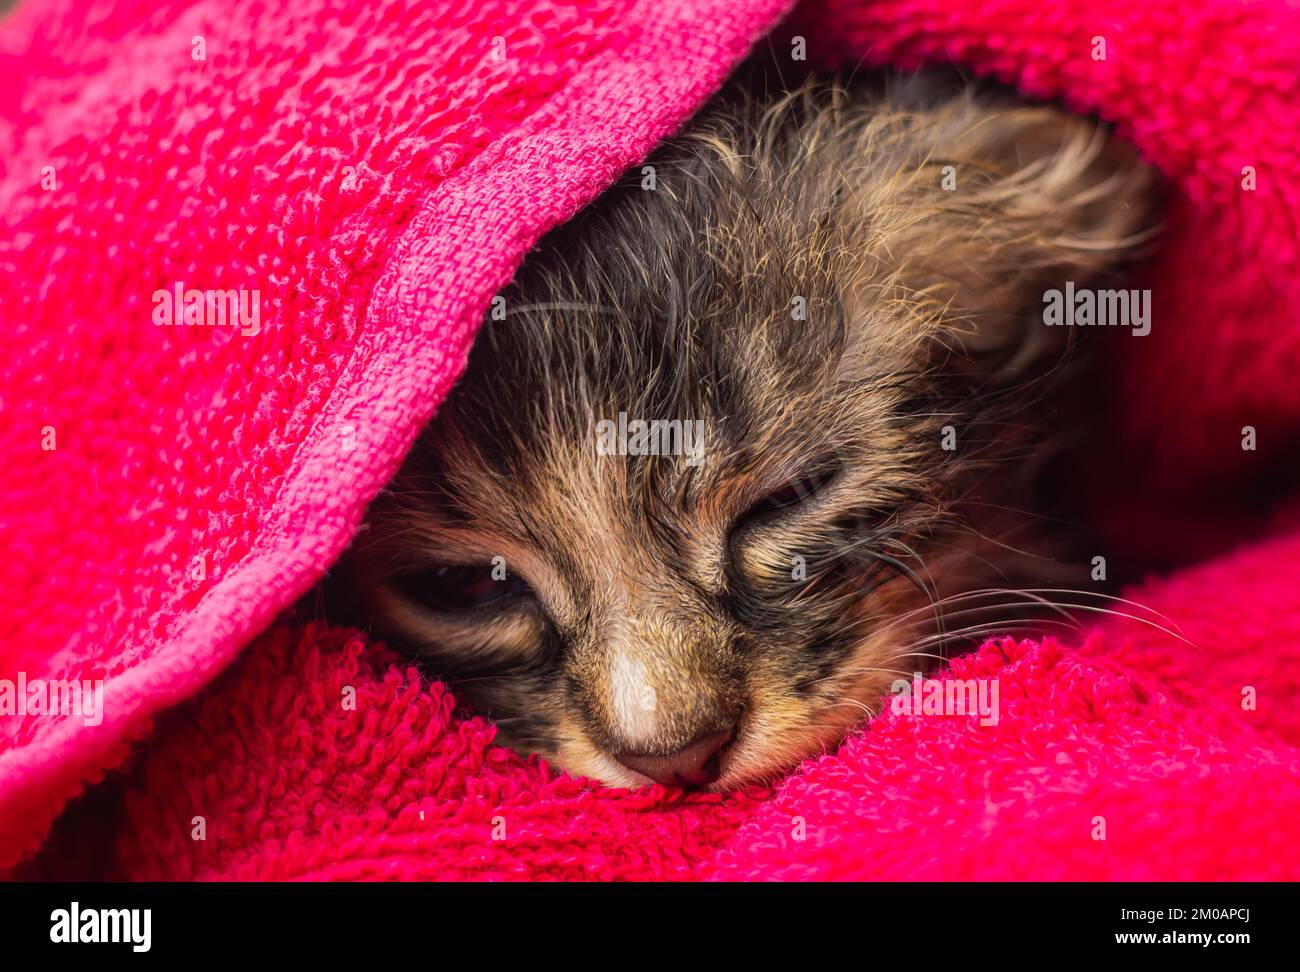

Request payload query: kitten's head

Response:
[348,80,1156,788]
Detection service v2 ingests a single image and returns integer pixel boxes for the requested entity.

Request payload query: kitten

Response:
[341,74,1156,790]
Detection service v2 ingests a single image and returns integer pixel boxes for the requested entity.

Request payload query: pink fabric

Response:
[35,524,1300,880]
[3,0,1300,878]
[0,0,792,871]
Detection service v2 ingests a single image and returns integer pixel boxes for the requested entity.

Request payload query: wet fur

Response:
[341,74,1157,788]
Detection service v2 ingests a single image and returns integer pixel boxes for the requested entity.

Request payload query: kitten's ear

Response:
[853,102,1159,380]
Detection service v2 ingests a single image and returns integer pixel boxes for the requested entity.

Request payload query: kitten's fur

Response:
[342,75,1156,789]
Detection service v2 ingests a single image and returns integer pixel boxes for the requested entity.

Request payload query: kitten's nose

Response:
[614,729,732,788]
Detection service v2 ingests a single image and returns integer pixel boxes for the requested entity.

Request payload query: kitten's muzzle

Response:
[612,728,734,788]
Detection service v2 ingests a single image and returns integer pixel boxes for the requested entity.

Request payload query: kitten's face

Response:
[358,320,952,789]
[348,79,1155,788]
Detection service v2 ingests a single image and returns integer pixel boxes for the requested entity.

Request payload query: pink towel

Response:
[3,0,1299,878]
[32,524,1300,880]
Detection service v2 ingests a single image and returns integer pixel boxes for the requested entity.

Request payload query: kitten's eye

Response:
[393,564,534,613]
[743,459,841,520]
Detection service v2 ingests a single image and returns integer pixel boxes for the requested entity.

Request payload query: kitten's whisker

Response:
[503,301,622,317]
[861,586,1183,643]
[804,667,917,692]
[857,587,1036,635]
[880,536,946,637]
[1016,588,1185,632]
[911,587,1194,649]
[806,664,915,687]
[882,649,949,665]
[833,541,947,636]
[949,521,1055,561]
[957,498,1079,528]
[905,617,1082,651]
[819,697,877,717]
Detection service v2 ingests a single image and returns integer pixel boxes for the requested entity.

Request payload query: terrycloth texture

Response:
[0,0,792,871]
[36,523,1300,880]
[3,0,1300,878]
